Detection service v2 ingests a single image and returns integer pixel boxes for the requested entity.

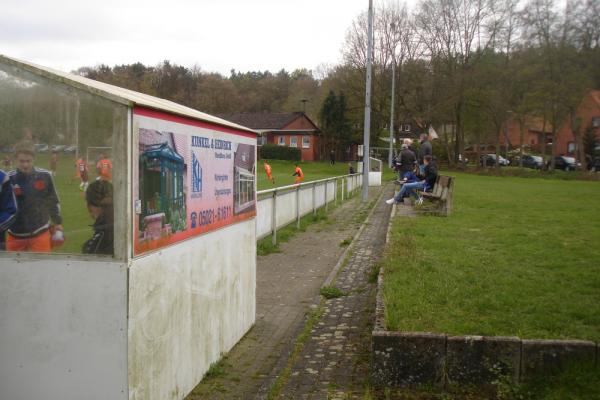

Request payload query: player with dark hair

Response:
[82,179,114,255]
[7,141,63,252]
[292,163,304,184]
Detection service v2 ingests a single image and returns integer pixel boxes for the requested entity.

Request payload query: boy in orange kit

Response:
[7,141,63,252]
[263,160,275,184]
[292,163,304,184]
[96,153,113,181]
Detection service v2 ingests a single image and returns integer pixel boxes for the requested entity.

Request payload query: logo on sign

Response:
[192,151,202,193]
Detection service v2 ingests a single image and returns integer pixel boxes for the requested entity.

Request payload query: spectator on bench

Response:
[386,155,437,205]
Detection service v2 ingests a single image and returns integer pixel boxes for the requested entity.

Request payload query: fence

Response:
[256,173,363,244]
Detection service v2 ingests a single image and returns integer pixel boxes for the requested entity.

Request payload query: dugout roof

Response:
[0,54,258,136]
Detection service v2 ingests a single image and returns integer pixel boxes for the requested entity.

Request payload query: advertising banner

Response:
[133,107,256,256]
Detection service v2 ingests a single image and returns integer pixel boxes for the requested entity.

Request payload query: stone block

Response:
[521,339,596,379]
[371,331,446,387]
[446,335,520,385]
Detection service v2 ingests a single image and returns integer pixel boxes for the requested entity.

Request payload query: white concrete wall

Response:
[275,190,298,229]
[369,171,382,186]
[256,196,273,239]
[0,259,128,400]
[127,219,256,400]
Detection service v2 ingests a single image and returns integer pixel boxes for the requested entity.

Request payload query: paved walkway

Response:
[271,184,394,399]
[186,185,390,400]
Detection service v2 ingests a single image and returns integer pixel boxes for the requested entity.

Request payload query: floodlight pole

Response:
[362,0,374,203]
[388,24,396,169]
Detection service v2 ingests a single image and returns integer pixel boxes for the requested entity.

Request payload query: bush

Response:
[260,144,301,161]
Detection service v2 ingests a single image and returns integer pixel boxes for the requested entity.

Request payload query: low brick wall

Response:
[372,205,599,387]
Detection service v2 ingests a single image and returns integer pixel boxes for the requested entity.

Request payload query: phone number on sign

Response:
[198,206,233,226]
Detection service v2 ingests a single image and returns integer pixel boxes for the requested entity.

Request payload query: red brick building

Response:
[555,90,600,156]
[501,90,600,156]
[219,112,321,161]
[500,115,554,153]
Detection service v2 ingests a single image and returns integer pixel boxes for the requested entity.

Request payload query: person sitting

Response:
[82,179,114,255]
[386,155,437,205]
[348,163,355,174]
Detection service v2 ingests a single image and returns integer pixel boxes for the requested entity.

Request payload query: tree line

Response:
[75,0,599,167]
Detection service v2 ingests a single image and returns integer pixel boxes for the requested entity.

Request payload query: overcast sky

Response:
[1,0,398,76]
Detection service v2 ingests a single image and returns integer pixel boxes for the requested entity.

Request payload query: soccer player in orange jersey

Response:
[96,154,113,181]
[76,157,89,191]
[292,163,304,184]
[263,160,275,184]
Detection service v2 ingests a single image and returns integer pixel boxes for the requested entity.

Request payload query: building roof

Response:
[588,90,600,108]
[218,112,317,131]
[0,54,257,135]
[521,116,553,133]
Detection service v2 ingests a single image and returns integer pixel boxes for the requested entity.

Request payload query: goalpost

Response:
[86,146,113,165]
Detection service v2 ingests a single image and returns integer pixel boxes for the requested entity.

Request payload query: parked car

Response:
[63,145,77,154]
[552,156,579,171]
[520,155,544,169]
[480,154,509,166]
[34,143,49,153]
[51,144,66,152]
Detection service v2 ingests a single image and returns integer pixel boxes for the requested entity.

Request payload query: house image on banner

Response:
[233,143,256,215]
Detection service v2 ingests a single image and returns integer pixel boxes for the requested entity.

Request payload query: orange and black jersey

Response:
[8,167,62,237]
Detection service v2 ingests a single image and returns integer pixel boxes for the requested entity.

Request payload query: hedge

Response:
[260,144,301,161]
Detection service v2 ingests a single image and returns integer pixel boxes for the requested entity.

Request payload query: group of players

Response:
[0,141,114,255]
[263,160,304,185]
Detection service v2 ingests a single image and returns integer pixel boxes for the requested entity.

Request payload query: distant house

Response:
[500,90,600,157]
[555,89,600,156]
[219,112,321,161]
[397,118,426,141]
[500,115,554,154]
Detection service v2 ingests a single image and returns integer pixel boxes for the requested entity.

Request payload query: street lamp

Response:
[388,22,397,169]
[362,0,373,203]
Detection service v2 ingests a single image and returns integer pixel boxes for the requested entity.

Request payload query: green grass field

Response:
[257,160,357,191]
[383,172,600,341]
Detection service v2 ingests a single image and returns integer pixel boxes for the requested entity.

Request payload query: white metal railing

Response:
[256,173,363,244]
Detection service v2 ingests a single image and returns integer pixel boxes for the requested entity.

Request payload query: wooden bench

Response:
[418,175,454,216]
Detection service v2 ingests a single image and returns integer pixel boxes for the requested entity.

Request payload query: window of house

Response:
[302,136,310,149]
[592,117,600,128]
[290,136,298,147]
[404,124,411,132]
[567,142,576,153]
[278,136,286,146]
[257,135,267,145]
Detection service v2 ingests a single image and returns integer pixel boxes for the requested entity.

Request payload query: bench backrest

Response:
[432,175,453,201]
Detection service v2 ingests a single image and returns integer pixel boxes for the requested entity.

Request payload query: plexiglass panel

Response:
[0,62,126,257]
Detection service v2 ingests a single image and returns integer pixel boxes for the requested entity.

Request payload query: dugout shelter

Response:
[0,54,258,400]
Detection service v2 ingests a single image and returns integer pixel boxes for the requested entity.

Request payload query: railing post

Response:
[271,190,277,245]
[296,184,301,229]
[341,177,345,201]
[334,177,337,206]
[312,182,316,216]
[325,180,328,212]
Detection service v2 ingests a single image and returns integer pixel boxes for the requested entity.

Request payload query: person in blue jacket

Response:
[0,168,18,249]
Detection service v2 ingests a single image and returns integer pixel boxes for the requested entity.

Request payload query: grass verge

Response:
[383,172,600,341]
